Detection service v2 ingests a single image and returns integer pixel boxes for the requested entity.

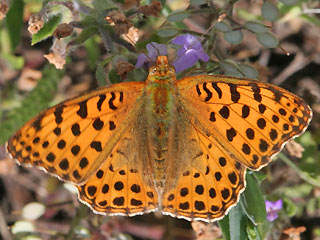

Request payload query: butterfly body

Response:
[7,56,312,222]
[145,56,179,189]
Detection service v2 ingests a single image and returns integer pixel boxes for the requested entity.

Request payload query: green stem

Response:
[278,153,320,187]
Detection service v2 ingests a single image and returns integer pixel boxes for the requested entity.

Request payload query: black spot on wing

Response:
[109,92,117,110]
[258,104,266,114]
[196,84,201,96]
[229,83,240,103]
[219,106,230,119]
[71,123,81,136]
[226,127,237,142]
[270,87,282,103]
[202,83,212,102]
[97,94,106,111]
[119,92,124,102]
[211,82,222,99]
[93,118,104,130]
[77,100,88,118]
[54,106,64,124]
[242,105,250,118]
[32,114,44,131]
[249,83,262,102]
[209,112,216,122]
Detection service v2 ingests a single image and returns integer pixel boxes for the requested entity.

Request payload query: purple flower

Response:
[135,34,209,73]
[135,42,167,69]
[265,200,283,222]
[172,34,209,73]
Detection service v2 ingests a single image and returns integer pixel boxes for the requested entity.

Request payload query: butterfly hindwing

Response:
[161,118,246,221]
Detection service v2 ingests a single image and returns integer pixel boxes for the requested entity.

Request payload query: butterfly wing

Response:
[7,82,146,184]
[177,75,312,170]
[7,81,160,216]
[161,117,246,221]
[161,75,312,221]
[76,117,159,216]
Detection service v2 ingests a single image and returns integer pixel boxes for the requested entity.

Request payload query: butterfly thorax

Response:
[145,56,178,188]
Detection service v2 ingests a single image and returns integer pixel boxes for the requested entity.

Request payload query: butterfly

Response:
[6,56,312,222]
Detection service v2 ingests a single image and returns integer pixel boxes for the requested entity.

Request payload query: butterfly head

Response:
[148,56,176,82]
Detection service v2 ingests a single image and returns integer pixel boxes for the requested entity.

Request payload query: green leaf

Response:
[5,0,24,51]
[239,63,259,79]
[31,15,62,45]
[0,53,24,70]
[85,37,100,71]
[224,30,243,44]
[219,60,242,77]
[244,21,267,33]
[214,21,232,32]
[219,215,231,240]
[229,206,241,240]
[279,0,298,5]
[255,31,279,48]
[237,9,259,21]
[96,63,107,87]
[68,26,99,47]
[229,204,247,240]
[108,69,121,84]
[246,220,262,240]
[77,16,98,29]
[261,2,280,22]
[300,14,320,26]
[167,11,190,22]
[156,27,179,37]
[242,173,267,224]
[190,0,207,5]
[283,197,297,217]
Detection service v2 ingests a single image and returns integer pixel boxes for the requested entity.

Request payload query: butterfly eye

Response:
[151,67,158,74]
[168,67,175,73]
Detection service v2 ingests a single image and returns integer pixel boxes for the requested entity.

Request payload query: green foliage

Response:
[0,66,63,144]
[31,14,62,45]
[214,21,232,32]
[157,27,179,37]
[242,173,267,224]
[255,31,279,48]
[262,2,280,21]
[224,30,244,45]
[5,0,24,51]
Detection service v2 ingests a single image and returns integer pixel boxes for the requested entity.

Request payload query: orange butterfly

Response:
[7,56,312,222]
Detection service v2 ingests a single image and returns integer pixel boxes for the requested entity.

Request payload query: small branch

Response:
[278,153,320,187]
[0,207,12,240]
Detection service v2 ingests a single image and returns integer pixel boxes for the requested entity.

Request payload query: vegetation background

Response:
[0,0,319,239]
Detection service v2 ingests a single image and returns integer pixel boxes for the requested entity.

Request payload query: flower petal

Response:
[146,42,167,59]
[267,212,279,222]
[173,50,199,73]
[135,53,148,68]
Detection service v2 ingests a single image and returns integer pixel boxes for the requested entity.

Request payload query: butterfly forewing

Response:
[7,82,146,184]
